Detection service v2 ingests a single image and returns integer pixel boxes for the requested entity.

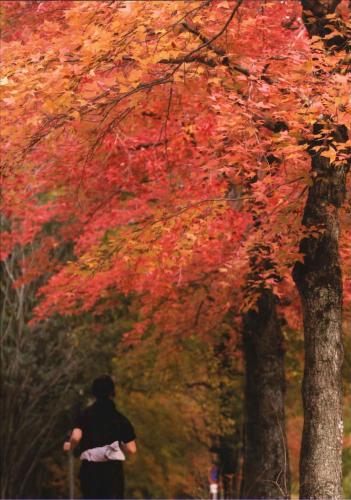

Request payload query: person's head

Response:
[91,375,115,400]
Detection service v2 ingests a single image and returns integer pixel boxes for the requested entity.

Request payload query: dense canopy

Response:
[1,1,350,499]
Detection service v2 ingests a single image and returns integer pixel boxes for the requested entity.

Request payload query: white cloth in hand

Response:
[80,441,126,462]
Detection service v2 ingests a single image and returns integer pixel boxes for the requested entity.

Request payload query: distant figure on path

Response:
[209,465,219,500]
[63,375,136,499]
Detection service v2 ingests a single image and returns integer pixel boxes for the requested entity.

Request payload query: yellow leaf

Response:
[305,60,313,73]
[320,147,336,162]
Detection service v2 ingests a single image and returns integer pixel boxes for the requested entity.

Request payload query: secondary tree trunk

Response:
[241,287,290,499]
[214,336,244,499]
[293,2,350,498]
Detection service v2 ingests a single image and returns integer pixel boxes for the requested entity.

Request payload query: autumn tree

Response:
[292,1,350,498]
[1,1,350,498]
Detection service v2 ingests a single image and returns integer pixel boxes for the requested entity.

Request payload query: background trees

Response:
[0,1,350,498]
[0,243,80,498]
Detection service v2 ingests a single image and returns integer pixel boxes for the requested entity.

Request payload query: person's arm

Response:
[63,428,83,452]
[119,413,137,454]
[121,440,137,454]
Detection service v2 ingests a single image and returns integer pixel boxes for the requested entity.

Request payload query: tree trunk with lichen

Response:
[293,1,350,498]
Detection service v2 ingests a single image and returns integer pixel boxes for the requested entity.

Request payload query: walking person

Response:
[209,464,219,500]
[63,375,136,499]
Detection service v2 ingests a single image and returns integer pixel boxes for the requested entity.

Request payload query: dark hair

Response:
[91,375,115,399]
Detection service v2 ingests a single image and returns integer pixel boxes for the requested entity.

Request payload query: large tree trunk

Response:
[293,1,350,498]
[293,123,348,499]
[241,287,290,499]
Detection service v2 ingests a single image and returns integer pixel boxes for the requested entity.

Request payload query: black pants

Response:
[80,460,124,499]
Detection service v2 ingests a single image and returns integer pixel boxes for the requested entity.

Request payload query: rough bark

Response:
[293,123,348,499]
[241,288,290,499]
[293,2,350,498]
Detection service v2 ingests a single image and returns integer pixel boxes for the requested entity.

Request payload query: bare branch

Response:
[159,55,217,67]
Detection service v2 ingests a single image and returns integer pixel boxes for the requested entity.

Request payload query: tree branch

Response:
[181,19,274,83]
[159,55,217,67]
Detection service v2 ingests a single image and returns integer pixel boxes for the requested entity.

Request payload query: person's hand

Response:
[63,441,71,452]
